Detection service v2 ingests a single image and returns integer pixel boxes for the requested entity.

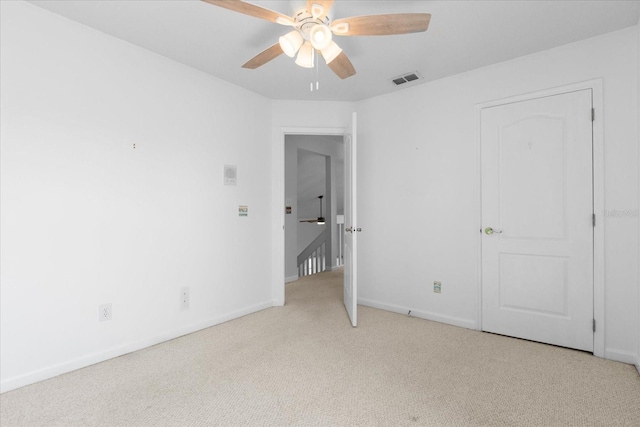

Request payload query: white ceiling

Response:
[27,0,640,102]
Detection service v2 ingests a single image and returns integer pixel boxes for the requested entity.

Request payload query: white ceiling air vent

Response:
[391,71,422,86]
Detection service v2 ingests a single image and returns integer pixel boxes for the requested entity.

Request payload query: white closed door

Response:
[344,112,357,327]
[481,90,594,352]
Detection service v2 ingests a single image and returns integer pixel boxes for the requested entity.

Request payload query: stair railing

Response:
[297,229,328,278]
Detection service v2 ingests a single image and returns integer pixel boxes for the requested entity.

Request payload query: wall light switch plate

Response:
[224,165,237,186]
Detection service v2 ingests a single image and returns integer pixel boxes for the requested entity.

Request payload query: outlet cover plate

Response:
[433,281,442,294]
[181,287,190,310]
[99,303,112,322]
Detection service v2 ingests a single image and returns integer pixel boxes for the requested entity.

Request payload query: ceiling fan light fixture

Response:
[295,41,315,68]
[320,40,342,64]
[203,0,432,80]
[310,24,332,50]
[279,30,304,57]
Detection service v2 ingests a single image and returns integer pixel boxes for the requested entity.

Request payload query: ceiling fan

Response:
[201,0,431,79]
[300,195,325,224]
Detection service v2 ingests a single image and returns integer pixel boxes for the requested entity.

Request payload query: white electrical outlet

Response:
[433,281,442,294]
[181,287,190,310]
[99,303,112,322]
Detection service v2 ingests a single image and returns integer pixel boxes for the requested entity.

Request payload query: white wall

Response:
[637,20,640,372]
[357,27,639,362]
[0,2,273,392]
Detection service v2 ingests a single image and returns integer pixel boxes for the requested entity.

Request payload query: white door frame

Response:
[272,127,345,307]
[475,79,604,358]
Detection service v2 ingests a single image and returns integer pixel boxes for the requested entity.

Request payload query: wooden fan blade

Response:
[300,219,318,223]
[327,51,356,79]
[201,0,292,24]
[242,43,283,69]
[307,0,334,19]
[332,13,431,36]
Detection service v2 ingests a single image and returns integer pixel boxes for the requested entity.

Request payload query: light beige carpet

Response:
[1,268,639,426]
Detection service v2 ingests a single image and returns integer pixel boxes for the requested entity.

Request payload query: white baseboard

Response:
[358,298,477,330]
[603,348,638,365]
[285,275,299,283]
[359,301,640,367]
[0,300,273,393]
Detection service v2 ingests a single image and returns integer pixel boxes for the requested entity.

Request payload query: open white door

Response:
[344,112,357,327]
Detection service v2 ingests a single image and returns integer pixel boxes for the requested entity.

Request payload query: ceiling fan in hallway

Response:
[202,0,431,79]
[300,195,326,224]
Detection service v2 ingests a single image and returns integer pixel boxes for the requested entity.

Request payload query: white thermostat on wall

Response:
[224,164,237,186]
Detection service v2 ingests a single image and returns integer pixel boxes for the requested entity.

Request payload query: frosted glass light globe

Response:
[310,25,332,51]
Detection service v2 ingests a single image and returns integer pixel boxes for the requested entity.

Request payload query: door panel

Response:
[499,253,569,317]
[481,90,593,352]
[344,112,357,327]
[500,116,566,240]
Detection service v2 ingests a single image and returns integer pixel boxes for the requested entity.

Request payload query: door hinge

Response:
[591,108,595,122]
[593,319,596,332]
[592,213,596,227]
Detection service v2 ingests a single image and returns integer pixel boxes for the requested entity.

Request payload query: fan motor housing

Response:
[293,9,329,37]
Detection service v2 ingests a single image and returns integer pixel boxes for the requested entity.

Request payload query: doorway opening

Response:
[284,135,345,283]
[274,115,357,328]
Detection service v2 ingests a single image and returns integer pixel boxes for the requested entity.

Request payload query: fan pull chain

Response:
[316,49,319,91]
[310,49,320,92]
